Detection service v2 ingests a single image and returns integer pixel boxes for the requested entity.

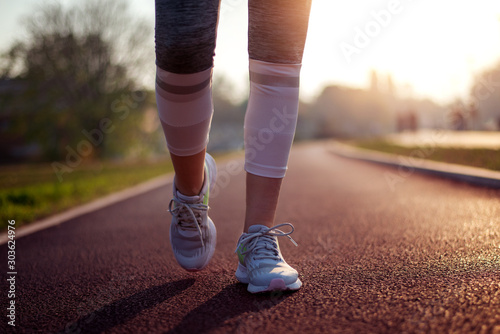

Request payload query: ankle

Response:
[243,220,273,233]
[175,177,204,197]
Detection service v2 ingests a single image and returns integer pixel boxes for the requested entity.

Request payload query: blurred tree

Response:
[470,62,500,130]
[0,0,153,161]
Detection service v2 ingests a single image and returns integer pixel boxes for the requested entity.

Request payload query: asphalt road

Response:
[1,141,499,333]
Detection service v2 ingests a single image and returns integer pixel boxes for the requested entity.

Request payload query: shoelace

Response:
[168,198,208,247]
[235,223,298,261]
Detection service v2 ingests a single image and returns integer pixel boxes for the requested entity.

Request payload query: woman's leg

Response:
[155,0,220,196]
[244,0,312,232]
[234,0,312,293]
[245,174,282,232]
[170,150,206,196]
[155,0,220,271]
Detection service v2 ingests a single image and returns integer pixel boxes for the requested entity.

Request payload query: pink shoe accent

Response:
[267,278,287,291]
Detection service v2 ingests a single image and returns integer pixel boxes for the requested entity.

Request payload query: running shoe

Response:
[235,223,302,293]
[169,153,217,271]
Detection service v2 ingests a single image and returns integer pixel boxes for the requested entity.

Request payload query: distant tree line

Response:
[1,0,498,165]
[0,0,163,163]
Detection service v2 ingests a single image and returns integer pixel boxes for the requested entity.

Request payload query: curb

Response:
[330,142,500,189]
[0,173,174,245]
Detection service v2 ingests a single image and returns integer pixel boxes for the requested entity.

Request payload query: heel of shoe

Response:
[204,153,217,192]
[235,263,250,283]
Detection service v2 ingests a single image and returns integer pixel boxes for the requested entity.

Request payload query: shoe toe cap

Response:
[173,247,210,270]
[249,262,298,285]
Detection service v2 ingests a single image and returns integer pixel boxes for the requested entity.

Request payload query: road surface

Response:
[1,141,499,333]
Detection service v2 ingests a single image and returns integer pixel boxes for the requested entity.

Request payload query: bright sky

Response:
[2,0,500,105]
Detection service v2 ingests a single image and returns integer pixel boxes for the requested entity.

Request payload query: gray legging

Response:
[155,0,312,74]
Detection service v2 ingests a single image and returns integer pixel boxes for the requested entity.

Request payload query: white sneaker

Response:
[169,153,217,271]
[235,223,302,293]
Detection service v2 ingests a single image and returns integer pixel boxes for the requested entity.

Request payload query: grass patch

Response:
[347,139,500,172]
[0,159,174,231]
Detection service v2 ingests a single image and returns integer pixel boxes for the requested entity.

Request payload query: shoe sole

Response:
[236,264,302,293]
[247,278,302,293]
[182,217,217,272]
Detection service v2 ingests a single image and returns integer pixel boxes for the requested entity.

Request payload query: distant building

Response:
[312,84,395,138]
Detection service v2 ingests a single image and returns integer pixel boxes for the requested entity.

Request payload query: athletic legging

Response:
[155,0,311,178]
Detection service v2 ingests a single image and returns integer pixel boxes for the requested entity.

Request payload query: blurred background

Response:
[2,0,500,162]
[1,0,499,226]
